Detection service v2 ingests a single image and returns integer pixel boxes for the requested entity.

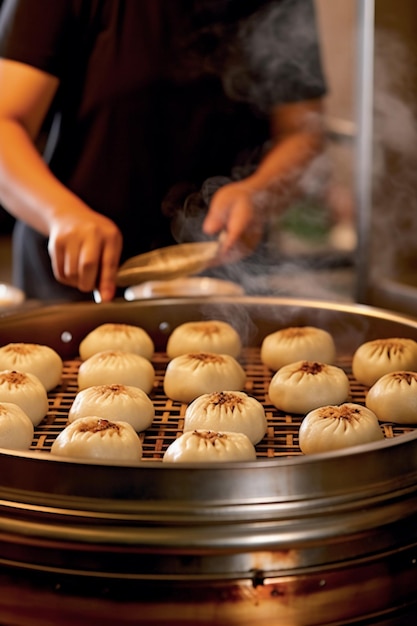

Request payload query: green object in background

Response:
[280,199,331,242]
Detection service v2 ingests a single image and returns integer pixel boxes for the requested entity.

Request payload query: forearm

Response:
[246,101,325,203]
[203,98,325,256]
[0,118,122,300]
[0,118,93,234]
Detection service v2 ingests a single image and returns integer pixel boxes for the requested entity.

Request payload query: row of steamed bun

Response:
[0,342,63,450]
[61,320,263,462]
[263,327,417,454]
[0,321,258,461]
[72,322,417,459]
[1,320,417,461]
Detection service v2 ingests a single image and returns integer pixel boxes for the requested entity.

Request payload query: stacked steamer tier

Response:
[0,296,417,625]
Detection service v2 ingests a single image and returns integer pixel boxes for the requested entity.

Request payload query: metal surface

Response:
[355,0,375,303]
[116,241,220,287]
[1,296,417,624]
[367,276,417,318]
[0,282,25,309]
[124,276,245,300]
[26,351,415,461]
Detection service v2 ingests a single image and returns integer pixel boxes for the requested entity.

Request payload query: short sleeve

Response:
[0,0,73,76]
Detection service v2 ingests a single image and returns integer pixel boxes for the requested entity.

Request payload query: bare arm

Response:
[0,59,122,301]
[203,98,325,261]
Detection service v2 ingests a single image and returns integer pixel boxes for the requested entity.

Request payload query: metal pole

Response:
[354,0,375,302]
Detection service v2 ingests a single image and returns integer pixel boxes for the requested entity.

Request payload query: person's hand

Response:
[47,209,123,302]
[202,179,269,264]
[202,99,325,266]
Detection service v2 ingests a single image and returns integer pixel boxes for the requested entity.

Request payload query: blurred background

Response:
[1,0,417,309]
[0,1,354,288]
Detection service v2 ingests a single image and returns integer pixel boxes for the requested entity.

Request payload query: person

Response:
[0,0,327,302]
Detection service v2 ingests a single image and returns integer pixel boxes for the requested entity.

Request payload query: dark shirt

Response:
[0,0,326,300]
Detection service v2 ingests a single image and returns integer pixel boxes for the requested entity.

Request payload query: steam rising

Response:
[170,0,342,300]
[188,20,417,302]
[222,0,326,112]
[370,28,417,281]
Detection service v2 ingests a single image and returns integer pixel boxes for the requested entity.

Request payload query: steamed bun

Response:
[68,384,155,431]
[78,350,155,394]
[0,369,48,426]
[166,320,242,359]
[184,390,267,444]
[51,416,142,462]
[299,403,384,454]
[261,326,336,371]
[163,430,256,463]
[365,370,417,423]
[79,323,154,361]
[268,360,350,414]
[0,401,34,450]
[352,337,417,387]
[0,342,63,390]
[163,352,246,404]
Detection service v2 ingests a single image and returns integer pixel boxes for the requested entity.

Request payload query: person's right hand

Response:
[0,59,122,302]
[47,208,123,302]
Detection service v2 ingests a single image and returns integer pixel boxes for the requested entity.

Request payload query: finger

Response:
[48,238,65,282]
[48,233,82,286]
[219,197,253,252]
[96,233,123,302]
[77,242,102,293]
[202,191,231,236]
